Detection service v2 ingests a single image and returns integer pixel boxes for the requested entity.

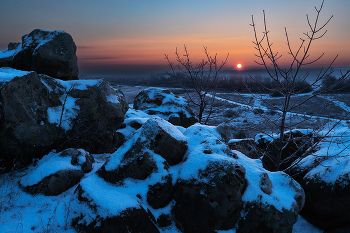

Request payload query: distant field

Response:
[115,85,350,138]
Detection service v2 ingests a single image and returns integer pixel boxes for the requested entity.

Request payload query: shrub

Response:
[319,75,350,93]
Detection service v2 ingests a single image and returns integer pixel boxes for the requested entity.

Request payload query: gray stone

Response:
[19,148,93,196]
[0,71,127,173]
[0,29,79,80]
[172,161,247,233]
[134,88,197,127]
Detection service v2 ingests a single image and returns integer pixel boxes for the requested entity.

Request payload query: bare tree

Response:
[165,45,228,124]
[246,0,350,171]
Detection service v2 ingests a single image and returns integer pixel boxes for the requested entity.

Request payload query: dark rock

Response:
[19,149,93,196]
[147,174,174,209]
[141,117,188,166]
[0,71,127,173]
[287,155,350,232]
[72,180,160,233]
[108,117,188,167]
[259,172,273,195]
[235,173,305,233]
[0,29,79,80]
[228,138,260,159]
[133,88,197,127]
[98,147,175,209]
[172,161,247,233]
[258,129,319,171]
[236,203,298,233]
[60,148,95,173]
[156,214,173,228]
[98,151,158,183]
[21,169,83,196]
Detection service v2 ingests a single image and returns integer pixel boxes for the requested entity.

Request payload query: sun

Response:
[236,63,242,69]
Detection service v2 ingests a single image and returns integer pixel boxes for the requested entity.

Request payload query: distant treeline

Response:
[106,73,349,95]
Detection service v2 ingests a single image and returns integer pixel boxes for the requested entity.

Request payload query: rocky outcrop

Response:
[93,120,305,232]
[228,138,259,159]
[257,129,319,171]
[0,29,79,80]
[7,97,305,232]
[19,148,94,196]
[97,117,186,209]
[0,69,128,173]
[287,154,350,232]
[234,171,305,233]
[172,160,247,233]
[71,174,160,233]
[133,88,197,127]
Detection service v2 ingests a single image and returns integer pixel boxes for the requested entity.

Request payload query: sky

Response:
[0,0,349,76]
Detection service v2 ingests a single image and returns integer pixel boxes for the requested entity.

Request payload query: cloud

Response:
[80,56,123,60]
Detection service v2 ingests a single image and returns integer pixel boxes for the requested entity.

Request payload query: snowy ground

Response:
[2,85,350,232]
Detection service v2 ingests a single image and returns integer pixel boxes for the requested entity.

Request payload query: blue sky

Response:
[0,0,349,75]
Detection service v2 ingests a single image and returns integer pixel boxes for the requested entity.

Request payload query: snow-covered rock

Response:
[133,87,197,127]
[228,138,259,159]
[94,119,305,232]
[235,153,305,233]
[257,129,318,171]
[0,69,128,173]
[71,174,160,233]
[288,151,350,232]
[19,148,94,196]
[0,29,79,80]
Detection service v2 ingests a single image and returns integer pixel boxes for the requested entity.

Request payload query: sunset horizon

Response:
[0,0,349,76]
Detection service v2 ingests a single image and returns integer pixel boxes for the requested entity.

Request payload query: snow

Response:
[22,29,66,52]
[20,151,81,187]
[1,171,79,233]
[178,123,239,181]
[236,150,300,212]
[140,87,193,119]
[104,129,142,171]
[79,174,141,217]
[319,95,350,112]
[142,116,187,142]
[292,122,350,186]
[107,94,120,104]
[4,87,350,233]
[293,215,323,233]
[0,67,32,83]
[0,44,22,59]
[47,95,79,131]
[54,79,103,91]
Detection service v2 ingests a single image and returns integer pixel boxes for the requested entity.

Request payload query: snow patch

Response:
[237,152,300,212]
[107,94,120,104]
[79,174,141,217]
[47,96,79,131]
[54,79,103,91]
[0,67,32,83]
[20,151,80,187]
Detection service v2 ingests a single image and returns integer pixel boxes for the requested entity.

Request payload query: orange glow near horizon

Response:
[76,34,350,74]
[237,63,242,69]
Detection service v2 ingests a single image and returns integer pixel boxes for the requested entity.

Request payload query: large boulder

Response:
[71,174,160,233]
[234,161,305,233]
[133,87,197,127]
[19,148,94,196]
[0,29,79,80]
[97,117,186,209]
[228,138,259,159]
[69,116,305,233]
[0,68,128,173]
[173,159,247,233]
[287,152,350,232]
[174,124,305,233]
[257,129,319,171]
